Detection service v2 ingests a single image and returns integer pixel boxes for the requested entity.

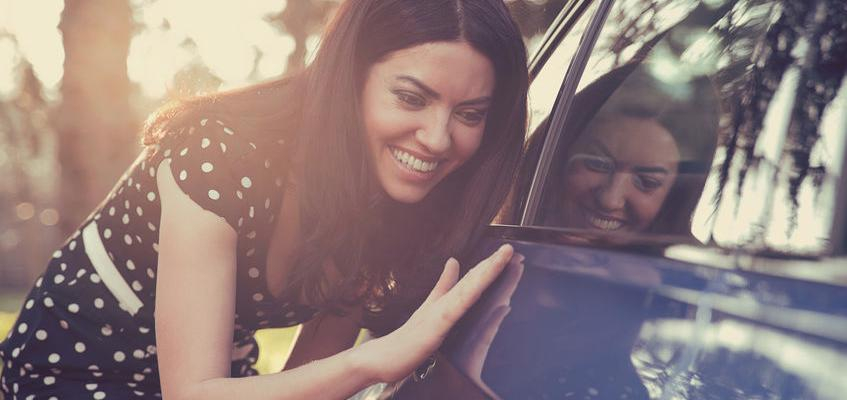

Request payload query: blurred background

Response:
[0,0,566,377]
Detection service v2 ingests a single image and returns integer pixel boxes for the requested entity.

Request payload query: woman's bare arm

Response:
[154,159,515,400]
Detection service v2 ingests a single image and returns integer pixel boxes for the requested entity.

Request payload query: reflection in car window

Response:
[525,0,846,256]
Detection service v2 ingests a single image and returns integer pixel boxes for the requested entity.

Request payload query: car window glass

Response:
[530,0,847,256]
[496,1,600,225]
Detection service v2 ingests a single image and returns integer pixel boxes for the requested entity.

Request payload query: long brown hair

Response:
[144,0,528,334]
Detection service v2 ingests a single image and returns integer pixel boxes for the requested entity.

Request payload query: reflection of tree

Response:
[55,0,139,235]
[712,0,847,243]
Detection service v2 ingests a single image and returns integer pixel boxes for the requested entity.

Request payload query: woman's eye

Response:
[634,175,663,192]
[455,109,486,125]
[581,155,614,173]
[394,91,426,108]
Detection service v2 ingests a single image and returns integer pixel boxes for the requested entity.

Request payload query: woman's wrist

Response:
[345,340,382,386]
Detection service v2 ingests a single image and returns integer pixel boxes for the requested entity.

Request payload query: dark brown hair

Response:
[143,0,528,334]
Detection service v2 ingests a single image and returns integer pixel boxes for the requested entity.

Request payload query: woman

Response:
[0,0,529,398]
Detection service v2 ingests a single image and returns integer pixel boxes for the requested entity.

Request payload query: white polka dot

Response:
[139,326,150,334]
[108,207,115,216]
[48,353,60,363]
[152,242,159,253]
[248,268,260,278]
[52,250,62,258]
[252,293,264,302]
[124,235,133,245]
[246,248,256,257]
[236,190,243,199]
[124,200,130,209]
[264,159,271,168]
[53,274,65,284]
[220,142,227,152]
[60,320,69,329]
[201,162,214,173]
[103,229,112,239]
[133,372,145,381]
[101,325,112,336]
[179,170,187,181]
[122,214,130,224]
[147,192,156,202]
[126,259,136,270]
[60,263,67,271]
[208,190,220,200]
[35,330,47,341]
[90,273,101,283]
[94,298,104,309]
[223,127,235,135]
[94,391,106,399]
[68,303,80,313]
[132,281,143,291]
[43,297,54,307]
[200,118,208,126]
[69,240,77,251]
[285,311,296,319]
[133,349,145,359]
[43,376,55,385]
[180,147,189,156]
[77,269,87,278]
[201,137,210,148]
[241,177,252,188]
[265,198,271,209]
[17,323,27,334]
[11,347,20,357]
[35,277,42,287]
[136,206,143,216]
[249,207,255,218]
[147,222,157,231]
[147,268,155,279]
[25,299,34,309]
[114,351,125,362]
[85,383,98,390]
[149,167,155,177]
[75,342,87,353]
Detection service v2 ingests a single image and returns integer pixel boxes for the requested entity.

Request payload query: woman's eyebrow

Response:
[395,75,491,106]
[633,166,670,175]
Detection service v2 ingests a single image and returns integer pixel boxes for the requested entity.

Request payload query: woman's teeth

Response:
[587,213,623,230]
[392,148,439,173]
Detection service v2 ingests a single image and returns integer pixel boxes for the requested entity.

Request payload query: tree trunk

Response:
[55,0,137,235]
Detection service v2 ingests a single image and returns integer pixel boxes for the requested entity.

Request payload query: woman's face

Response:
[361,41,495,203]
[557,115,680,232]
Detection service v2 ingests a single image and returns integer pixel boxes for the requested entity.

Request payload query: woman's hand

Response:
[354,244,516,383]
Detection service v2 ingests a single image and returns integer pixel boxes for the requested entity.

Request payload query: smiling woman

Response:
[0,1,529,399]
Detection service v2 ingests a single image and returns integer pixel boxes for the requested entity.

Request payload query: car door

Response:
[390,0,847,398]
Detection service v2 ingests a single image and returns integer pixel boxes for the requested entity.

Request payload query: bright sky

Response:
[0,0,298,99]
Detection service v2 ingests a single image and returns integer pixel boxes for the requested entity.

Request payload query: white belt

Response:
[81,221,144,316]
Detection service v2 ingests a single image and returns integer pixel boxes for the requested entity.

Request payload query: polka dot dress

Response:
[0,116,316,399]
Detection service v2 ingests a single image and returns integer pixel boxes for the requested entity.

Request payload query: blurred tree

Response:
[55,0,139,236]
[270,0,339,74]
[0,61,58,286]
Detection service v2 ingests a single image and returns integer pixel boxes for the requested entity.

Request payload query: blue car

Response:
[368,0,847,398]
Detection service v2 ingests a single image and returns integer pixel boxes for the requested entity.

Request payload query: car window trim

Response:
[527,0,596,80]
[520,0,616,226]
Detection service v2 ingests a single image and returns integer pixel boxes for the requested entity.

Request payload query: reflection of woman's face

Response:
[558,115,679,232]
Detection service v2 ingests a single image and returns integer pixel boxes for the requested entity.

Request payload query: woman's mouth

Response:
[583,209,625,231]
[391,147,440,173]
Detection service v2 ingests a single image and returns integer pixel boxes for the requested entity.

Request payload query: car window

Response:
[526,0,847,256]
[497,1,601,225]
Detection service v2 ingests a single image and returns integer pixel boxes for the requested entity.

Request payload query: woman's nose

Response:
[415,114,451,154]
[594,173,628,211]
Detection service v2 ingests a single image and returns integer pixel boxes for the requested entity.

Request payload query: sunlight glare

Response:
[1,0,64,92]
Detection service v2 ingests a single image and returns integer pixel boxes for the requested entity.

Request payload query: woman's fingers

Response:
[437,244,513,326]
[423,257,460,305]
